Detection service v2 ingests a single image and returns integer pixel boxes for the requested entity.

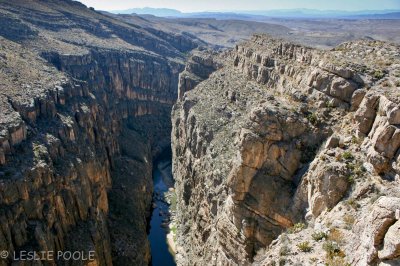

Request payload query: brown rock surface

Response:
[172,34,400,266]
[0,0,199,265]
[2,1,400,265]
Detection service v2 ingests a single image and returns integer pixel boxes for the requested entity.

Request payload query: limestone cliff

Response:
[2,1,400,265]
[0,0,199,265]
[172,35,400,265]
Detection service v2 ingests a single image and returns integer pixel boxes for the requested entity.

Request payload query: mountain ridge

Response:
[109,7,400,19]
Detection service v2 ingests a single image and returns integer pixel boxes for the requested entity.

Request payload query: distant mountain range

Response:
[110,7,400,19]
[112,7,183,17]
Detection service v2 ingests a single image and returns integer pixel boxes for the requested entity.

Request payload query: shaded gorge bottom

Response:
[148,152,176,266]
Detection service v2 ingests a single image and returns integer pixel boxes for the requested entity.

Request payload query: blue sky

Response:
[78,0,400,12]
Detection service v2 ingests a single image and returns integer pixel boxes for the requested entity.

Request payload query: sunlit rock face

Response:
[172,35,400,265]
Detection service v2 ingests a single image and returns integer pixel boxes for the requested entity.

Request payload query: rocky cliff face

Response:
[0,0,199,265]
[2,1,400,265]
[172,34,400,265]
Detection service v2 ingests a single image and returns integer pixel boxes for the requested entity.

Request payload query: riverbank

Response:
[148,159,176,266]
[164,188,178,254]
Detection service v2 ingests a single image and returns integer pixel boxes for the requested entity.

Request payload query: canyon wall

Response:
[0,0,199,265]
[2,1,400,265]
[172,35,400,265]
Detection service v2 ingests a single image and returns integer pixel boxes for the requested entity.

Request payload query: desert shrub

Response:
[347,175,355,184]
[370,192,385,204]
[342,151,354,160]
[297,241,312,252]
[288,223,306,234]
[312,231,328,241]
[373,70,385,79]
[323,241,344,259]
[353,163,366,175]
[279,245,290,256]
[307,113,318,125]
[351,135,362,144]
[326,101,334,109]
[346,198,360,209]
[325,256,351,266]
[346,162,366,182]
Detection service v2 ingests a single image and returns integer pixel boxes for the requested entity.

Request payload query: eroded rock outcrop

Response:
[0,0,200,265]
[172,34,400,265]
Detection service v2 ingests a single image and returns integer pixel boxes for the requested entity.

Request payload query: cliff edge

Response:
[172,34,400,265]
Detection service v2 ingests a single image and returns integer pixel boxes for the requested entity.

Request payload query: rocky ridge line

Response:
[0,0,201,265]
[172,34,400,265]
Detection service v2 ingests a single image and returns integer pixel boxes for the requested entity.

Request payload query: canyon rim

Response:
[0,0,400,265]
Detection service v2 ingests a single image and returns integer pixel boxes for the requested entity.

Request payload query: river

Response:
[148,158,176,266]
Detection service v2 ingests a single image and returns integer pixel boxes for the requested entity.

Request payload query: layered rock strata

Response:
[172,34,400,265]
[0,0,199,265]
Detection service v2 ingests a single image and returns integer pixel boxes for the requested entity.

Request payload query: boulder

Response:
[354,197,400,265]
[388,106,400,125]
[329,77,357,102]
[378,220,400,260]
[325,135,340,149]
[306,161,350,217]
[350,89,366,111]
[354,94,380,135]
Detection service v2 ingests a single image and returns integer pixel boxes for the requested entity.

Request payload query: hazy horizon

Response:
[77,0,400,13]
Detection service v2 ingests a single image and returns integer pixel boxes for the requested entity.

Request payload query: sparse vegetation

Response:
[288,223,306,234]
[373,70,385,79]
[369,191,385,204]
[279,245,291,256]
[0,3,400,266]
[325,256,351,266]
[323,241,344,259]
[170,224,177,234]
[307,112,319,125]
[342,151,354,161]
[351,135,362,144]
[347,175,355,184]
[312,231,328,241]
[297,241,312,252]
[353,163,366,175]
[346,198,360,209]
[165,190,177,212]
[325,100,334,111]
[346,161,366,184]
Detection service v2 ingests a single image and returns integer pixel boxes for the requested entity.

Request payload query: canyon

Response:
[0,0,196,265]
[0,0,400,266]
[172,36,400,265]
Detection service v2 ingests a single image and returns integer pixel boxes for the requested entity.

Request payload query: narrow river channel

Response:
[148,157,176,266]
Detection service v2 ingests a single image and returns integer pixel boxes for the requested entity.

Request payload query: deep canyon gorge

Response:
[0,1,400,266]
